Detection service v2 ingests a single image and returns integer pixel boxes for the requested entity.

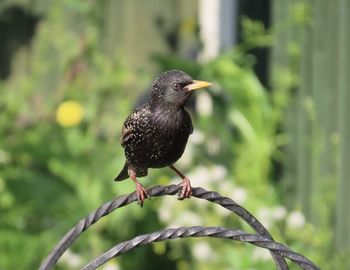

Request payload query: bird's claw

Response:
[177,177,192,200]
[135,183,150,207]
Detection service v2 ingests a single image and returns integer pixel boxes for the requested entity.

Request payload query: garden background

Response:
[0,0,349,269]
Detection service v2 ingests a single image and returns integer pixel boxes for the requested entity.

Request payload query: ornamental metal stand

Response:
[39,185,320,270]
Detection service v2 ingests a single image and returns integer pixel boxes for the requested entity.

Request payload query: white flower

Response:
[189,130,205,145]
[158,206,172,223]
[213,181,236,217]
[271,206,287,221]
[0,149,10,164]
[192,242,214,261]
[217,181,235,192]
[0,178,5,192]
[186,164,227,187]
[252,247,271,262]
[215,204,231,217]
[60,250,82,268]
[169,211,202,227]
[177,143,194,168]
[210,165,227,181]
[287,211,306,229]
[101,261,120,270]
[196,91,213,117]
[206,137,221,155]
[232,186,247,205]
[256,206,288,229]
[187,165,211,186]
[178,211,202,225]
[158,198,177,223]
[256,207,273,229]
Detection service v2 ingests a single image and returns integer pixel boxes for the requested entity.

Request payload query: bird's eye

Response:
[173,83,180,90]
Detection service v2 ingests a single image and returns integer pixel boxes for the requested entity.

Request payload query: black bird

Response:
[115,70,212,206]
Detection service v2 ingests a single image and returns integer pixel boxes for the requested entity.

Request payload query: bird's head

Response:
[151,70,212,107]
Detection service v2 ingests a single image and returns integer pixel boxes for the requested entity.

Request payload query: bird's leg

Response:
[169,165,192,200]
[129,169,150,207]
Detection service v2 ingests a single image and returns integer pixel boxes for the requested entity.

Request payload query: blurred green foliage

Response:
[0,1,344,270]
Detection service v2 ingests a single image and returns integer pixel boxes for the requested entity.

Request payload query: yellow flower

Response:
[56,100,84,127]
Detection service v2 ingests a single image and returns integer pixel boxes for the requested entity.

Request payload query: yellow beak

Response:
[186,80,212,91]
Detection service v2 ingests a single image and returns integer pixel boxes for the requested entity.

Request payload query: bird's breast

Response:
[124,105,192,169]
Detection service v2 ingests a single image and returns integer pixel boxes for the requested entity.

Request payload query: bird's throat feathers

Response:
[151,103,190,133]
[164,90,191,107]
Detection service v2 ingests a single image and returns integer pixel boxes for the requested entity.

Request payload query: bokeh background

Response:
[0,0,349,269]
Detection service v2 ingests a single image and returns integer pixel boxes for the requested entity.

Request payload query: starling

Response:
[115,70,212,206]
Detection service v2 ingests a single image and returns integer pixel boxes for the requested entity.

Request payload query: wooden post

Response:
[335,0,350,251]
[198,0,237,61]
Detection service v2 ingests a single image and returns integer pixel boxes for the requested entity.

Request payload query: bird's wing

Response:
[121,125,133,147]
[120,104,149,147]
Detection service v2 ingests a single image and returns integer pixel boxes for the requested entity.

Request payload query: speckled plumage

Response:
[119,102,193,178]
[114,70,211,206]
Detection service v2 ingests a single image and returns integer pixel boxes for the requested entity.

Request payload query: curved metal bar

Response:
[38,185,318,270]
[82,226,319,270]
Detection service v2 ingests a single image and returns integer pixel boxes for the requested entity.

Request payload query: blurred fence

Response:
[39,185,319,270]
[272,0,350,250]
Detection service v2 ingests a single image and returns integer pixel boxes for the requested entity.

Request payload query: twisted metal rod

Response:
[82,226,318,270]
[39,185,318,270]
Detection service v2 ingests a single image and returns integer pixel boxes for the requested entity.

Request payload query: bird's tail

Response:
[114,162,129,181]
